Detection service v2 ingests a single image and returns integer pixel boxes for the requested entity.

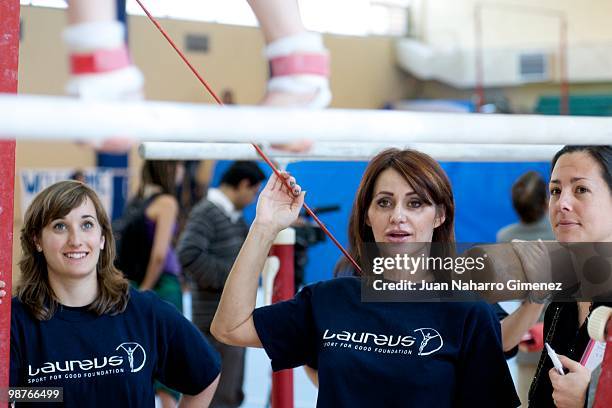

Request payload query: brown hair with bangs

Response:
[18,180,129,320]
[340,148,455,276]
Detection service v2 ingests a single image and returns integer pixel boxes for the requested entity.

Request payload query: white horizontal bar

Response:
[140,142,563,162]
[1,94,611,145]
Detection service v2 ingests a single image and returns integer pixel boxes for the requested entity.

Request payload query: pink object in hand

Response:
[520,322,544,352]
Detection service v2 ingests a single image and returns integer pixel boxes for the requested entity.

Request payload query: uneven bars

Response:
[140,142,563,162]
[1,94,611,145]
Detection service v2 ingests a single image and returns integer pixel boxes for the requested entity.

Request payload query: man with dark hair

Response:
[177,161,265,408]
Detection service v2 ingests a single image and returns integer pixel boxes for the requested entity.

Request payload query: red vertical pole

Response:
[0,0,19,403]
[269,228,295,408]
[593,318,612,408]
[473,3,485,112]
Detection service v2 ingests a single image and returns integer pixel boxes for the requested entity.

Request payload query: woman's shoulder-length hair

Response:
[17,180,129,320]
[338,148,456,277]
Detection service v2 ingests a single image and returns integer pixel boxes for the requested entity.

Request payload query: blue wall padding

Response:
[440,162,550,242]
[97,152,129,220]
[210,160,551,284]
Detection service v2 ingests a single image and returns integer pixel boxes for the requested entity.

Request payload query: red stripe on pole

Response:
[593,319,612,408]
[270,231,295,408]
[0,0,19,403]
[0,1,20,94]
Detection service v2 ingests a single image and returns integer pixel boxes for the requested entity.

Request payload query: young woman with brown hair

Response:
[10,180,220,407]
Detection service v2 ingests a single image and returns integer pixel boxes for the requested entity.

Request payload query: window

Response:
[370,0,412,36]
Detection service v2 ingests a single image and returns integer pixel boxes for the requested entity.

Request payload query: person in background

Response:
[178,161,265,408]
[70,169,87,183]
[497,171,555,243]
[136,160,185,408]
[137,160,185,295]
[221,89,235,105]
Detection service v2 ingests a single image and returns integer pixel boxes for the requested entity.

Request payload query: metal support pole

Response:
[270,229,295,408]
[0,0,19,404]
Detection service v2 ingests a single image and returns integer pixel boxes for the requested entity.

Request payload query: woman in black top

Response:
[527,145,612,408]
[210,148,519,407]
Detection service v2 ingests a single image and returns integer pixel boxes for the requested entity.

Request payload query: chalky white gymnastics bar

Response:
[0,94,611,145]
[140,142,563,162]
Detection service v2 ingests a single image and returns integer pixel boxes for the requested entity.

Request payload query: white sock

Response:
[63,21,125,53]
[265,32,327,59]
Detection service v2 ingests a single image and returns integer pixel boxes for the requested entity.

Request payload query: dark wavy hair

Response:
[139,160,180,196]
[18,181,129,320]
[551,145,612,194]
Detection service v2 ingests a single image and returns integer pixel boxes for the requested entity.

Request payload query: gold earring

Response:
[36,245,42,252]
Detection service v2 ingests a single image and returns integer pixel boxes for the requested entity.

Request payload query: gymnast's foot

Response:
[64,21,143,153]
[261,32,331,152]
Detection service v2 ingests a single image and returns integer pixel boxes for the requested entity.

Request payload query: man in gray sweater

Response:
[178,161,265,408]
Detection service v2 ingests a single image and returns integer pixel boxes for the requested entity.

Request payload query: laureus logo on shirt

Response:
[116,342,147,373]
[414,328,443,356]
[26,342,147,383]
[322,327,443,356]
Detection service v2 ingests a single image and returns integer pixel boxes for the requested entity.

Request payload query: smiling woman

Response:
[19,180,122,319]
[10,180,221,408]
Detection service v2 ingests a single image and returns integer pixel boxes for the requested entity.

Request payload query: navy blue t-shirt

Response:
[253,277,520,408]
[10,288,220,407]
